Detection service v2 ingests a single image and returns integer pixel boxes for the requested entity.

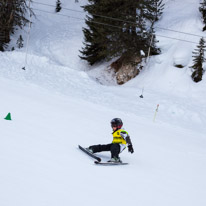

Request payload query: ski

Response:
[94,160,128,166]
[78,145,101,162]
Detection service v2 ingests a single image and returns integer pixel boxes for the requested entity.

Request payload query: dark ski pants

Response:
[89,143,120,158]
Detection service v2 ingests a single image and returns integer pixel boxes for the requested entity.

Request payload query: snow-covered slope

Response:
[0,0,206,206]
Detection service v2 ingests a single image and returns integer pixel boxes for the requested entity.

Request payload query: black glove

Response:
[128,145,134,153]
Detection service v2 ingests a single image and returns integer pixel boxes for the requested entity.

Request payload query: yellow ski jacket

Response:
[112,129,128,145]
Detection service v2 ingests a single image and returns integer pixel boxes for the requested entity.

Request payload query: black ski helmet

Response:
[111,118,123,129]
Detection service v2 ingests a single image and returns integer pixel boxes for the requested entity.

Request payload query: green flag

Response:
[4,113,12,120]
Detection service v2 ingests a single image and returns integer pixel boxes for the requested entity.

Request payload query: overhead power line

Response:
[32,8,200,45]
[1,1,204,39]
[32,8,129,30]
[32,1,206,39]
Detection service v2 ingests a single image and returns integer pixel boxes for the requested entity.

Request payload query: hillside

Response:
[0,1,206,206]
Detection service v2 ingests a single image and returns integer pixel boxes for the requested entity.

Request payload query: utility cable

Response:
[1,1,204,39]
[33,8,200,45]
[32,1,206,39]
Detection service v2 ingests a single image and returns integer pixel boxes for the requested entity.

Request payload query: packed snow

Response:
[0,0,206,206]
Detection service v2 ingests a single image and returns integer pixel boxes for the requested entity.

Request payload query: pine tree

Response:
[55,0,62,13]
[190,37,206,82]
[0,0,32,51]
[199,0,206,31]
[80,0,163,65]
[142,0,164,25]
[80,0,118,65]
[136,1,162,56]
[16,34,23,48]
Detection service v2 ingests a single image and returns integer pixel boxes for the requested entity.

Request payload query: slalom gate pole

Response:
[139,87,144,98]
[22,0,32,70]
[140,34,154,98]
[153,104,159,122]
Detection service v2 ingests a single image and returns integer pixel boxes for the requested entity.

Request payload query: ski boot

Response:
[108,157,122,163]
[85,147,94,154]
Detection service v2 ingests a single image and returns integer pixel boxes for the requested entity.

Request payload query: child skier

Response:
[87,118,134,163]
